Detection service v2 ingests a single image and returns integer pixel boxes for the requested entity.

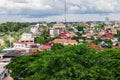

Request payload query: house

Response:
[13,42,26,48]
[20,33,33,39]
[53,24,65,29]
[111,38,118,46]
[104,26,112,30]
[98,30,106,37]
[111,29,117,35]
[19,33,34,44]
[53,24,66,33]
[30,25,39,34]
[49,28,60,37]
[60,31,67,38]
[38,45,51,51]
[105,33,113,37]
[39,28,45,33]
[82,32,93,39]
[114,22,120,28]
[67,31,77,38]
[52,39,78,45]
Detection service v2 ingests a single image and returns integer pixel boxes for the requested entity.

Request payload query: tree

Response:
[6,44,120,80]
[35,36,46,44]
[51,43,64,51]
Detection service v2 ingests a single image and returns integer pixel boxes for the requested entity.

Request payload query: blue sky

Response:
[0,0,120,22]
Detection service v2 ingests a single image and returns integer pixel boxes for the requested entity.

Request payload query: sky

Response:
[0,0,120,22]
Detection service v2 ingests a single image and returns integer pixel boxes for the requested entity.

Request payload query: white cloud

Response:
[69,6,79,11]
[0,0,120,22]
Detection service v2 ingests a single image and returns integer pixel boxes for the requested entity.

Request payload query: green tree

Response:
[6,45,120,80]
[51,43,64,51]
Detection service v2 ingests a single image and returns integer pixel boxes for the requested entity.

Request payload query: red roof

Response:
[105,33,113,37]
[53,39,77,44]
[61,31,67,37]
[39,45,51,50]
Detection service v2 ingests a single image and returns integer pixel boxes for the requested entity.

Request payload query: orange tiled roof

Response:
[68,31,76,37]
[53,24,65,28]
[53,39,77,44]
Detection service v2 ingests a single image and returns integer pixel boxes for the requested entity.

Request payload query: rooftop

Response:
[53,39,77,44]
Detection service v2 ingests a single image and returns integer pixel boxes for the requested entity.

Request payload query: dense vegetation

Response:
[0,22,31,49]
[0,22,30,33]
[6,44,120,80]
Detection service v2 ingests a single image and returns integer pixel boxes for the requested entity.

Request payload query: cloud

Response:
[0,0,120,22]
[69,6,80,11]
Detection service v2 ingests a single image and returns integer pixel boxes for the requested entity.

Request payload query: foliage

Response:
[71,36,79,42]
[98,23,106,28]
[0,22,30,32]
[93,38,102,45]
[2,36,10,48]
[115,30,120,41]
[6,44,120,80]
[35,31,53,44]
[51,43,64,51]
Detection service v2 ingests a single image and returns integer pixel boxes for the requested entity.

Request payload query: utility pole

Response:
[64,0,67,26]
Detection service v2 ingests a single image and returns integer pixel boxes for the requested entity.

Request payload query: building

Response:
[111,29,117,35]
[53,24,65,29]
[21,33,33,39]
[49,28,60,37]
[30,25,39,34]
[13,42,26,48]
[38,45,51,51]
[19,33,34,44]
[60,31,67,38]
[52,39,78,45]
[67,31,77,38]
[104,26,112,30]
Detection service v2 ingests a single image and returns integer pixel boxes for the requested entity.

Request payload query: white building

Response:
[21,33,33,39]
[30,25,39,34]
[49,28,60,37]
[19,33,34,44]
